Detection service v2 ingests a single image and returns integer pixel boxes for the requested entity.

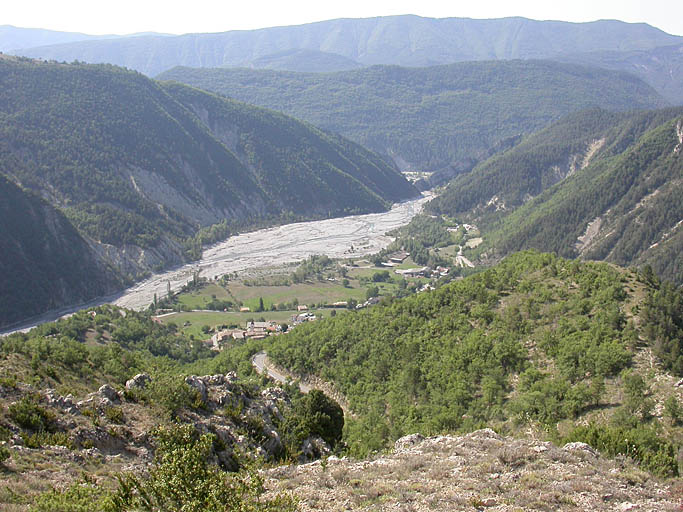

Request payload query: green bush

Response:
[30,481,112,512]
[564,423,679,477]
[21,431,74,450]
[8,395,56,433]
[103,406,125,425]
[110,424,296,512]
[283,390,344,452]
[0,445,10,466]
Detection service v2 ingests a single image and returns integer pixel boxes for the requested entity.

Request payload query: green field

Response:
[229,281,366,311]
[176,282,232,310]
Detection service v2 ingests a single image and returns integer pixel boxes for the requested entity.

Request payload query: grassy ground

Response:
[176,283,232,310]
[229,281,366,311]
[158,255,436,339]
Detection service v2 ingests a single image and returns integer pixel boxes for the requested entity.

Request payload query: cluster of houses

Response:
[209,320,281,349]
[394,265,450,278]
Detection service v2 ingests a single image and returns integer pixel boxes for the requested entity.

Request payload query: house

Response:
[389,251,410,264]
[297,305,309,312]
[239,307,250,312]
[395,267,429,278]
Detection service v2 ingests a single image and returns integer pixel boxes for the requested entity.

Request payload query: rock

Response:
[299,436,331,462]
[394,433,425,451]
[481,497,497,507]
[125,373,152,390]
[207,375,226,386]
[618,503,638,511]
[468,428,502,441]
[44,389,80,414]
[98,384,120,403]
[562,442,598,457]
[185,376,208,403]
[261,387,288,402]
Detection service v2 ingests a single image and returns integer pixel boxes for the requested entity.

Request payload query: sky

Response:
[3,0,682,37]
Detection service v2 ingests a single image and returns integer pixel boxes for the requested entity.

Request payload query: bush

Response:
[0,445,10,466]
[111,424,296,512]
[30,481,113,512]
[284,390,344,452]
[8,395,57,433]
[564,423,679,477]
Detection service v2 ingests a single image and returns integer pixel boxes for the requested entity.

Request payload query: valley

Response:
[0,11,682,512]
[113,194,430,312]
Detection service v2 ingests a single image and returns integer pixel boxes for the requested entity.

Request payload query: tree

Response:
[366,286,379,300]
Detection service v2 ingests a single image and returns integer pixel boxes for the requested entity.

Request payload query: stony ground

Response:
[264,429,681,512]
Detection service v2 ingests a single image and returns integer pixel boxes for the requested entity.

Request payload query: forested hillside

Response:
[427,109,682,284]
[268,251,682,475]
[0,56,415,326]
[559,43,683,105]
[427,108,683,215]
[0,175,121,328]
[160,60,667,173]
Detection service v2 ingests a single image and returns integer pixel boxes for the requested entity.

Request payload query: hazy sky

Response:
[3,0,682,37]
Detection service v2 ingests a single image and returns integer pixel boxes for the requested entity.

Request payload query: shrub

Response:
[284,390,344,452]
[111,424,296,512]
[564,423,678,477]
[30,481,113,512]
[8,395,56,433]
[0,445,10,466]
[104,406,125,424]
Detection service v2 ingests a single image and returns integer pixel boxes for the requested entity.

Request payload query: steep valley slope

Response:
[159,60,668,175]
[427,108,683,284]
[0,56,416,328]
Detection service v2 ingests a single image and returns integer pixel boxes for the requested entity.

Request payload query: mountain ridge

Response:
[160,60,668,173]
[0,57,416,328]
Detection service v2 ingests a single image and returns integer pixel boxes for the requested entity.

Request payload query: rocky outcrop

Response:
[265,430,680,511]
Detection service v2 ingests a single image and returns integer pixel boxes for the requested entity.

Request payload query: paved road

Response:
[252,351,312,392]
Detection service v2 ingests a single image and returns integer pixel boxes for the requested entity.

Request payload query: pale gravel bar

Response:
[114,193,431,310]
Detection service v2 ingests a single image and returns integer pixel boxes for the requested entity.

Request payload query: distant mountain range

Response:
[7,15,683,103]
[0,25,170,52]
[0,56,415,328]
[427,107,683,284]
[160,60,667,174]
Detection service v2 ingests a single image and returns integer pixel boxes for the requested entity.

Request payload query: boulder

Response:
[125,373,151,390]
[98,384,120,403]
[394,433,425,451]
[562,442,598,457]
[299,436,331,462]
[185,376,208,403]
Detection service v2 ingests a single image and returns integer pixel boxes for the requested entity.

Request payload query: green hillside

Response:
[427,108,683,215]
[0,174,121,328]
[428,109,682,284]
[160,60,667,173]
[0,57,415,326]
[267,251,682,474]
[559,44,683,105]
